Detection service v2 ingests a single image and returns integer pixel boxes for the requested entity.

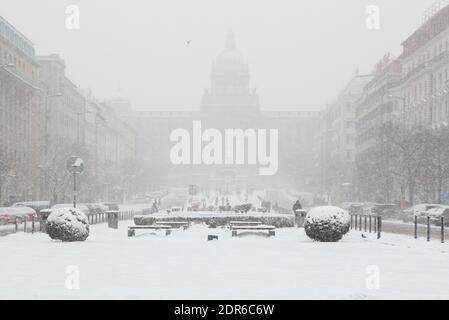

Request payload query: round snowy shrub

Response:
[46,207,90,242]
[304,206,350,242]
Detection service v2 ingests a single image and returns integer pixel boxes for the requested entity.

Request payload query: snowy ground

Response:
[1,220,449,300]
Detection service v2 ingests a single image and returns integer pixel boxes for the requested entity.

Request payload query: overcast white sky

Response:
[2,0,437,110]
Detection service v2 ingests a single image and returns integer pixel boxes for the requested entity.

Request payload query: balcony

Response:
[403,50,449,83]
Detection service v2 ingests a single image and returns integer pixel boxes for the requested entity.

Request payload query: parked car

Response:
[0,207,37,224]
[426,206,449,226]
[400,203,441,223]
[51,203,90,216]
[340,202,364,215]
[12,201,50,213]
[39,208,53,221]
[85,203,108,215]
[359,202,377,216]
[171,206,182,213]
[371,203,402,219]
[403,203,440,217]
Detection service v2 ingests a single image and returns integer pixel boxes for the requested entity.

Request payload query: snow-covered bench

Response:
[128,225,172,237]
[155,221,189,230]
[231,225,276,237]
[229,221,262,229]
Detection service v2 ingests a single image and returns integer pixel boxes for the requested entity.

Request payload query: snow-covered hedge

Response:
[46,207,90,242]
[133,216,156,225]
[304,206,350,242]
[134,214,295,228]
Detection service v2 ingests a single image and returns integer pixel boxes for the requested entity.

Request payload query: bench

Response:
[155,221,190,230]
[231,225,276,237]
[229,221,262,229]
[128,225,172,237]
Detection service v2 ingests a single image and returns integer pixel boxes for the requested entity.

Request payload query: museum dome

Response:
[213,31,249,73]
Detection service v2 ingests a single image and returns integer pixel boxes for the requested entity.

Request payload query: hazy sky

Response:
[2,0,437,110]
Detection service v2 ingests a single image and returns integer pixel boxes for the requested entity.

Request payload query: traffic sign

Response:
[66,156,84,175]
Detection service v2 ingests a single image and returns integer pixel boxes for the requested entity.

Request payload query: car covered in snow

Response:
[53,203,109,216]
[400,203,442,223]
[85,203,108,215]
[370,203,402,219]
[354,203,402,220]
[12,201,50,213]
[0,207,37,224]
[340,202,364,215]
[51,203,90,216]
[426,206,449,226]
[101,202,119,211]
[403,203,440,217]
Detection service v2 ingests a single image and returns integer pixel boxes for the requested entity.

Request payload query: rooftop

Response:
[0,16,35,59]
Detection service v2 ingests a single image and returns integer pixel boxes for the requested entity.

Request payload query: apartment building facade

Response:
[0,16,42,204]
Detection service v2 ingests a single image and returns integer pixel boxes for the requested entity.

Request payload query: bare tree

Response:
[419,126,449,203]
[382,123,428,205]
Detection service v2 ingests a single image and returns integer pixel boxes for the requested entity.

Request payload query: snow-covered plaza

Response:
[1,220,449,300]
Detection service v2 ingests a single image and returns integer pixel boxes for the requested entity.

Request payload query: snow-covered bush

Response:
[304,206,350,242]
[46,207,90,242]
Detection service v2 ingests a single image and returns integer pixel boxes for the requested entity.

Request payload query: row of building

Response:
[7,3,449,207]
[319,3,449,205]
[0,16,136,205]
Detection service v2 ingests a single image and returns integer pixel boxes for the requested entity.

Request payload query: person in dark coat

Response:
[293,200,305,227]
[292,200,302,213]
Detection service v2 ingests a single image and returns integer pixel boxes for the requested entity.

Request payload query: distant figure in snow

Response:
[151,200,159,214]
[186,40,192,44]
[292,200,302,214]
[361,233,367,239]
[293,200,305,227]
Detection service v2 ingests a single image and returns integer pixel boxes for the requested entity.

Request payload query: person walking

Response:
[292,200,305,227]
[292,200,302,213]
